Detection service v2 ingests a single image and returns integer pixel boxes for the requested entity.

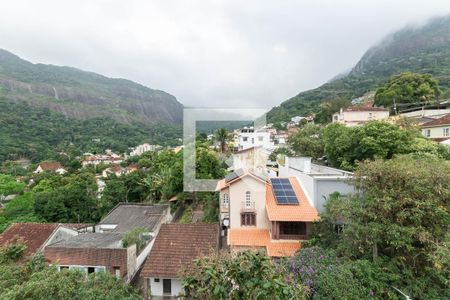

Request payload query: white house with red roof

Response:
[332,105,389,126]
[34,162,67,175]
[421,114,450,142]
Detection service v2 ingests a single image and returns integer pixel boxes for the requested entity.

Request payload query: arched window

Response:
[245,191,251,208]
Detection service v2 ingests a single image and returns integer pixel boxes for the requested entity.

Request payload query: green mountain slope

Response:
[0,49,184,163]
[0,98,181,162]
[268,16,450,123]
[0,49,183,124]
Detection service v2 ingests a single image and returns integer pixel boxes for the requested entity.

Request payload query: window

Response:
[241,212,256,226]
[245,191,251,208]
[59,266,69,271]
[425,129,431,137]
[280,222,306,235]
[243,137,248,142]
[95,267,105,273]
[334,115,338,121]
[368,112,373,119]
[113,266,121,279]
[251,138,254,144]
[334,224,344,234]
[87,267,95,274]
[444,128,450,137]
[223,193,229,207]
[154,278,160,283]
[258,136,264,142]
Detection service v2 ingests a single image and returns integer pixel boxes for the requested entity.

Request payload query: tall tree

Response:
[214,128,229,153]
[374,72,441,107]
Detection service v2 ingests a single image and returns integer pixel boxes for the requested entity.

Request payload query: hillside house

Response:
[34,162,67,175]
[130,143,158,156]
[141,224,219,298]
[421,114,450,141]
[332,106,389,126]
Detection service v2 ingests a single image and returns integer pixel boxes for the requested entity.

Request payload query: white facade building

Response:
[237,127,274,151]
[130,143,157,156]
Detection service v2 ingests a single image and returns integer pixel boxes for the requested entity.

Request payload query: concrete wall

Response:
[229,176,268,230]
[45,246,129,280]
[315,178,354,213]
[401,109,450,118]
[149,277,183,298]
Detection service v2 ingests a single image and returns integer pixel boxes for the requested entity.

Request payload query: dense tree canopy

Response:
[374,72,441,107]
[181,250,305,300]
[322,121,449,170]
[309,156,450,299]
[288,124,325,159]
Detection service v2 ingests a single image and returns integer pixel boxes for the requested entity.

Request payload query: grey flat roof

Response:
[47,232,123,249]
[98,203,169,233]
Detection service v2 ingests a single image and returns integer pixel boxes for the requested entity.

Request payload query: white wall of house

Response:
[149,277,183,297]
[238,130,273,151]
[228,176,268,230]
[332,110,389,126]
[422,125,450,139]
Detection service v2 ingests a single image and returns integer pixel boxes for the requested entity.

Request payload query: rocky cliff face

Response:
[0,49,183,124]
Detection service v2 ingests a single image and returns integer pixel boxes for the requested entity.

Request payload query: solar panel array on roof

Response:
[270,178,299,205]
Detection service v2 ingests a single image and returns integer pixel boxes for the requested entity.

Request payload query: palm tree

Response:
[215,128,229,153]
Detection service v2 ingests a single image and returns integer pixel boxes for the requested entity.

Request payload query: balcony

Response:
[241,201,256,212]
[279,234,308,240]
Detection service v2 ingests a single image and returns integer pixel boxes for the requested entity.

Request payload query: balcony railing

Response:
[279,234,308,240]
[241,201,256,212]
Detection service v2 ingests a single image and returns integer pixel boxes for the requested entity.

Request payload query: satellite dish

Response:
[223,219,230,227]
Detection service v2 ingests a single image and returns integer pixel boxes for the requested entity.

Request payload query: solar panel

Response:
[270,178,299,205]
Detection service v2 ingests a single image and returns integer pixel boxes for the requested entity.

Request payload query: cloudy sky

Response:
[1,0,450,109]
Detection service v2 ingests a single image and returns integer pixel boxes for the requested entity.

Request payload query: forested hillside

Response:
[268,16,450,123]
[0,98,181,162]
[0,49,185,162]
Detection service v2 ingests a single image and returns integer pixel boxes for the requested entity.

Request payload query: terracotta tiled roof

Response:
[0,223,91,258]
[266,242,301,257]
[0,223,59,257]
[228,228,269,247]
[421,114,450,127]
[265,178,319,222]
[39,162,63,171]
[141,224,219,278]
[228,229,301,257]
